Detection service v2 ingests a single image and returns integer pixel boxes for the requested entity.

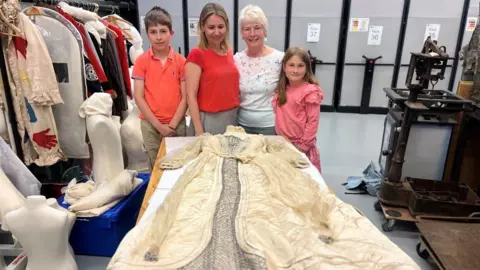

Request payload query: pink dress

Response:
[273,82,323,172]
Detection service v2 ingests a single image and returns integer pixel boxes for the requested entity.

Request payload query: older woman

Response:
[234,5,284,135]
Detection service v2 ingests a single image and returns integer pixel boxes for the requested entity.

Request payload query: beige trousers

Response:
[141,118,186,169]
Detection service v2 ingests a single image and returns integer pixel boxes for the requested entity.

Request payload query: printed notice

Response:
[424,24,441,41]
[140,16,145,30]
[350,18,369,32]
[367,25,383,45]
[188,18,199,36]
[467,17,478,32]
[307,23,321,42]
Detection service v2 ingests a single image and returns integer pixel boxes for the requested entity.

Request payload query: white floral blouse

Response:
[234,49,284,128]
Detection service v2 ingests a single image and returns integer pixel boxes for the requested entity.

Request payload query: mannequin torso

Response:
[46,198,76,257]
[87,114,124,185]
[121,105,149,172]
[46,198,76,233]
[5,196,77,270]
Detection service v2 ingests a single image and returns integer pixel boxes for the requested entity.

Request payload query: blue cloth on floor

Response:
[344,161,382,196]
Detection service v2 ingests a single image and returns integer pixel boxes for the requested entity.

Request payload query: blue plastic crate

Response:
[57,172,150,257]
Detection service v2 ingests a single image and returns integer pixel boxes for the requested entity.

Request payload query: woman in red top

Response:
[185,3,240,136]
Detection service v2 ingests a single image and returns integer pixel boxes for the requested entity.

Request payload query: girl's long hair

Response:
[276,47,318,106]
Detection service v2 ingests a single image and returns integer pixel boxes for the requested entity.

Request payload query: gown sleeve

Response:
[260,137,336,239]
[266,137,310,168]
[159,136,205,169]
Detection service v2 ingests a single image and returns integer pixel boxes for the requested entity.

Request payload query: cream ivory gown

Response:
[108,127,419,270]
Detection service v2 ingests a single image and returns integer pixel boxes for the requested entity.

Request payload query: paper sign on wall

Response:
[466,17,478,32]
[307,23,321,42]
[424,24,441,41]
[188,18,199,36]
[367,26,383,45]
[140,16,145,30]
[350,18,369,32]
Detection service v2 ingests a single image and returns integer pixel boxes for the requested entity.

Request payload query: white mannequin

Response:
[46,198,76,257]
[112,115,122,132]
[5,196,77,270]
[79,93,124,186]
[0,169,25,231]
[121,97,134,120]
[121,104,149,172]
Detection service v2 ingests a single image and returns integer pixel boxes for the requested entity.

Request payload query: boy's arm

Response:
[134,80,174,136]
[169,80,187,130]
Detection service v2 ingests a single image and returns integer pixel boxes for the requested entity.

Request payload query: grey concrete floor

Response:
[76,112,437,269]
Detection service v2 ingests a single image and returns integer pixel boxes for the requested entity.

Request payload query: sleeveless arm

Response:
[185,48,204,135]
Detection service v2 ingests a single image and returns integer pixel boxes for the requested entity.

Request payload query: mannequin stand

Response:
[0,229,26,270]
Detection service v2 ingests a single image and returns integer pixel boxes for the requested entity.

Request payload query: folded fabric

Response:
[64,179,96,205]
[73,199,120,217]
[343,161,383,196]
[69,170,142,212]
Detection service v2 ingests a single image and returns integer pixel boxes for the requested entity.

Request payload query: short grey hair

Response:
[239,5,268,36]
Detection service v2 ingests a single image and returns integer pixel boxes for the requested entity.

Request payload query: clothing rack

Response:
[0,39,24,160]
[23,0,133,12]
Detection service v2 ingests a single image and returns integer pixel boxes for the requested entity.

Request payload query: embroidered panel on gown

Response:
[178,136,266,270]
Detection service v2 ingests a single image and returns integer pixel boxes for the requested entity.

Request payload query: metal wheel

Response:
[374,200,382,212]
[416,243,430,260]
[382,219,395,232]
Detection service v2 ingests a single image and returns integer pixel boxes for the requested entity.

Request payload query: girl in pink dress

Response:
[273,47,323,172]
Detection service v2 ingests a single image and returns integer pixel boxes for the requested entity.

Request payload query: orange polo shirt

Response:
[132,47,186,123]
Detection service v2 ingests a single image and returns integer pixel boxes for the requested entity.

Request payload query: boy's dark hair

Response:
[144,6,172,32]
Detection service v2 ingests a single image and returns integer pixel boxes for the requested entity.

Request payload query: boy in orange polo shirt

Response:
[133,6,187,168]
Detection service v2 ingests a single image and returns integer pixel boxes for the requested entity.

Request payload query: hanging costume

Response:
[102,30,128,116]
[56,6,114,97]
[2,8,65,166]
[26,7,90,159]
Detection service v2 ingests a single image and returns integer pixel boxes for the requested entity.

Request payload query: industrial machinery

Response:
[375,37,476,231]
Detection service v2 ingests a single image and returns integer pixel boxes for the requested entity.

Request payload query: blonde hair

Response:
[239,5,268,37]
[198,3,231,51]
[277,47,319,106]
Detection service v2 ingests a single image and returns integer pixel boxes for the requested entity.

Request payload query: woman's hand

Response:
[195,128,205,136]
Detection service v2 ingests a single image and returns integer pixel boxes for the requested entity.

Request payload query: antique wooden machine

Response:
[376,37,477,231]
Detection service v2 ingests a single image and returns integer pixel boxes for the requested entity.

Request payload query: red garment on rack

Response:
[103,21,132,98]
[56,6,115,97]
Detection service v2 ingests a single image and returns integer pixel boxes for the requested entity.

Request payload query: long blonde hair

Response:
[277,47,318,106]
[198,3,231,51]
